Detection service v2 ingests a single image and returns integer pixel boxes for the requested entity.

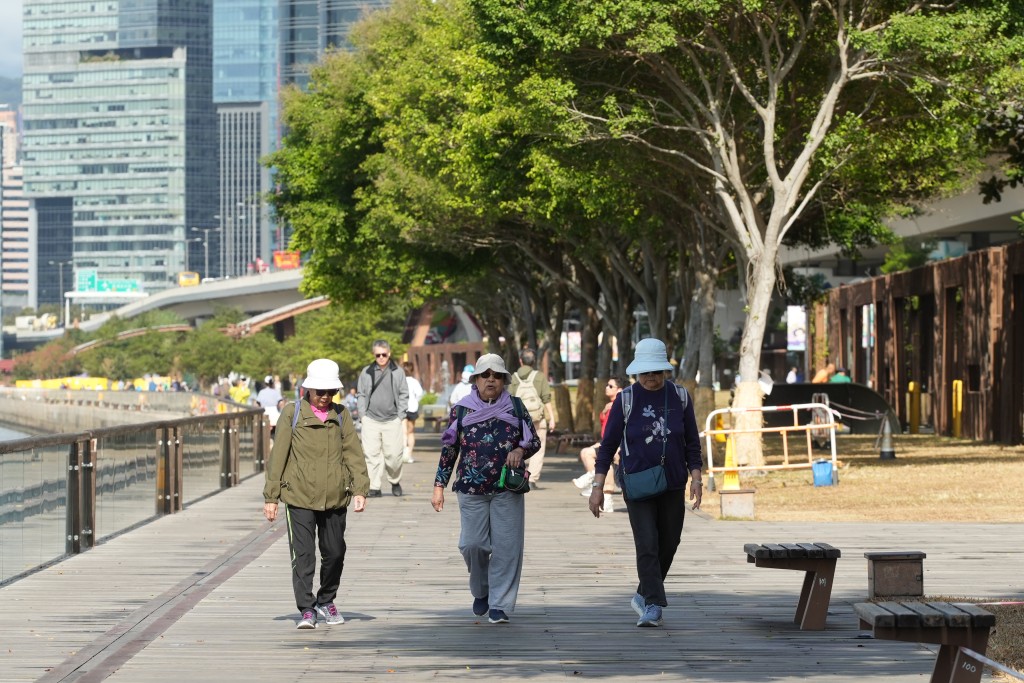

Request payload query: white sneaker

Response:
[572,471,595,489]
[601,494,615,513]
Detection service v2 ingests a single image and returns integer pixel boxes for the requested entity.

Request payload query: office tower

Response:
[1,110,29,310]
[214,0,277,277]
[21,0,218,306]
[279,0,390,90]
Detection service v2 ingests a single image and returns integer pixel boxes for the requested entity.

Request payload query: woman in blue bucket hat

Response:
[588,338,704,627]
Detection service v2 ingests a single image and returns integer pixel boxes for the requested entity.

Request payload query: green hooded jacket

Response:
[263,398,370,509]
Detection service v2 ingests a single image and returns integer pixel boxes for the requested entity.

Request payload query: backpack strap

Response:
[291,399,301,430]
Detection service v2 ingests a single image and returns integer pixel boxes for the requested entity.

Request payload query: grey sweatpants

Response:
[457,491,525,613]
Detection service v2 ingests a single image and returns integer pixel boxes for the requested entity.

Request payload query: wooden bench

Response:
[743,542,841,630]
[419,404,449,433]
[550,431,597,454]
[853,601,996,683]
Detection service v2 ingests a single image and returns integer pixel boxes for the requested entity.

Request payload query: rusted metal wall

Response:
[813,241,1024,444]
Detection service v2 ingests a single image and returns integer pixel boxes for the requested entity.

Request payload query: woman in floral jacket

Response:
[431,353,540,625]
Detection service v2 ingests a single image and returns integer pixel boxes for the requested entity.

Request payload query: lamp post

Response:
[192,226,221,281]
[48,259,71,328]
[184,237,202,273]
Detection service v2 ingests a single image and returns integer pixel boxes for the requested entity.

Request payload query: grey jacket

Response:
[356,360,408,421]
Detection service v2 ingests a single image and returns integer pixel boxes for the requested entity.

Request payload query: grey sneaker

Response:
[637,604,663,627]
[296,609,317,629]
[315,602,345,625]
[630,593,644,617]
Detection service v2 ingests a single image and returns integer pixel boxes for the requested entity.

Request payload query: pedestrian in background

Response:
[263,358,369,630]
[510,348,556,487]
[589,338,703,628]
[357,340,408,497]
[403,361,424,464]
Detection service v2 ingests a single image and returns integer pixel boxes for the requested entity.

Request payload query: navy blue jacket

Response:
[596,382,703,490]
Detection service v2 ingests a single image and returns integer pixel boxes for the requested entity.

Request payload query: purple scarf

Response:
[441,386,535,448]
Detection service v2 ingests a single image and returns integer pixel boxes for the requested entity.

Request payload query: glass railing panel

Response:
[93,431,159,539]
[0,442,71,585]
[181,421,222,504]
[238,414,260,478]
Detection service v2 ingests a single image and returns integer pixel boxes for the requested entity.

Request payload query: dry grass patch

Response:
[702,434,1024,522]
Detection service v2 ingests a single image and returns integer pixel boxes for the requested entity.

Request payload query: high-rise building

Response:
[279,0,389,90]
[1,109,29,310]
[21,0,218,307]
[214,0,278,276]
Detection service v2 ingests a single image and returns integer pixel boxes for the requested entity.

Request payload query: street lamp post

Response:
[48,259,71,328]
[191,226,221,281]
[184,237,202,273]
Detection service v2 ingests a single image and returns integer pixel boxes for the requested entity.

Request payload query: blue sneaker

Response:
[637,604,663,627]
[473,595,488,617]
[488,609,509,624]
[631,593,644,617]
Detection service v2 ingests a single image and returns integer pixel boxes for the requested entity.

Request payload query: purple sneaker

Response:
[296,609,317,629]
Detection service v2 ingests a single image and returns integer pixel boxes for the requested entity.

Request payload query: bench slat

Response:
[796,542,825,558]
[763,543,789,558]
[780,543,809,557]
[951,603,997,629]
[926,602,972,628]
[877,601,923,627]
[853,602,896,628]
[901,601,947,628]
[811,542,842,559]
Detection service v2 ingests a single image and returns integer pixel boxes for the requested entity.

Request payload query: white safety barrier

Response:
[701,402,842,491]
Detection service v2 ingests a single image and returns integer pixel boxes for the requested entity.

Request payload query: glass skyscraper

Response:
[21,0,217,304]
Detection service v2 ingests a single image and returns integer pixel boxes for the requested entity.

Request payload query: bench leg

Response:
[934,632,989,683]
[794,563,835,630]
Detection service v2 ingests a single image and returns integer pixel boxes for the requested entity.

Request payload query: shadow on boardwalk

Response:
[2,432,1021,682]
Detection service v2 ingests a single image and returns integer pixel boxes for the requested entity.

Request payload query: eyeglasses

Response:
[312,388,336,396]
[639,371,663,377]
[374,352,389,358]
[476,370,503,379]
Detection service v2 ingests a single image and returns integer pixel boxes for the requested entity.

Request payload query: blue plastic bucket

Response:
[812,459,833,487]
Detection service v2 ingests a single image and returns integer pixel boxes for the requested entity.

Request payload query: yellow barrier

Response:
[908,381,921,435]
[722,436,740,490]
[952,379,963,439]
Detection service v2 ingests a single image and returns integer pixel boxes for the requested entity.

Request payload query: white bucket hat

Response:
[471,354,510,382]
[626,338,675,375]
[302,358,343,390]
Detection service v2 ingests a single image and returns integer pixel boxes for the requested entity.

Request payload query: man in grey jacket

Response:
[357,340,409,497]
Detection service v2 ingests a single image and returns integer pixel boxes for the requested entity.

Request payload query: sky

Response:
[0,0,22,79]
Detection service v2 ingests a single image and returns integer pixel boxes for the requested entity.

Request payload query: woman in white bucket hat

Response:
[263,358,370,630]
[588,338,703,628]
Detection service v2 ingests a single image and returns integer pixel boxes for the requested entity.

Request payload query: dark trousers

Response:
[285,505,348,612]
[625,487,687,607]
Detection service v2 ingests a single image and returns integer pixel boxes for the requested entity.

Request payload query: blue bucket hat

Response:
[626,338,675,375]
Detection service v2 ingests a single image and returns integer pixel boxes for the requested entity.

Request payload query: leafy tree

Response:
[470,0,1024,464]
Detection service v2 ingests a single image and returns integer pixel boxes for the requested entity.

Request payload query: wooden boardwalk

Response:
[3,431,1021,682]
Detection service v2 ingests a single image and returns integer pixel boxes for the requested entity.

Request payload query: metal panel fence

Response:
[0,410,268,586]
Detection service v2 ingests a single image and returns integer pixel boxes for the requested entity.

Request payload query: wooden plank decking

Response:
[2,431,1022,682]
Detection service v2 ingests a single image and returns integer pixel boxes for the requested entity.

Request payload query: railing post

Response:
[66,441,83,555]
[157,427,173,515]
[221,418,239,489]
[170,426,183,513]
[257,414,270,473]
[82,438,97,549]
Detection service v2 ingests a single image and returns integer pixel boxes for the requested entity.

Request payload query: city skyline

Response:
[0,1,22,79]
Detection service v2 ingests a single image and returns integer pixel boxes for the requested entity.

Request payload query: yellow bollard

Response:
[952,380,962,438]
[722,436,740,491]
[908,381,920,435]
